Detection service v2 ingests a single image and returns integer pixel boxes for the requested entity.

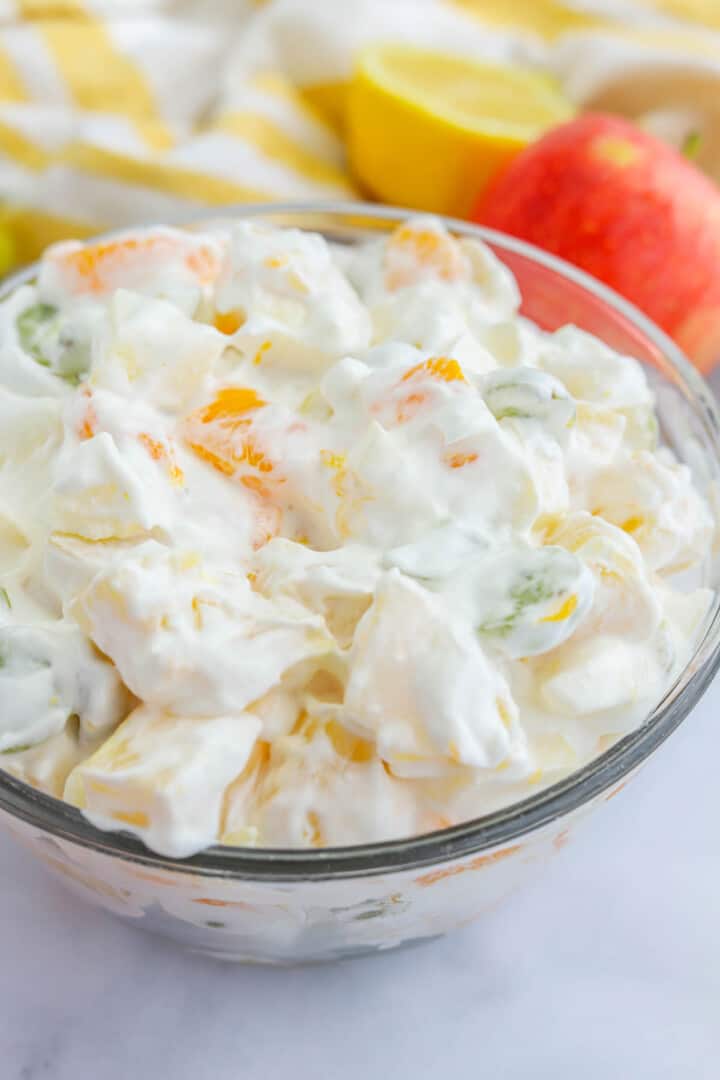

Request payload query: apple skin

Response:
[474,114,720,372]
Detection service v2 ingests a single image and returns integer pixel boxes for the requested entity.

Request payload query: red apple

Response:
[474,114,720,373]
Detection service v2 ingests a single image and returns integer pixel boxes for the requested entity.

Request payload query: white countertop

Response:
[1,669,719,1080]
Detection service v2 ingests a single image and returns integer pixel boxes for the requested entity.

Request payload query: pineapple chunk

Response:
[65,705,261,857]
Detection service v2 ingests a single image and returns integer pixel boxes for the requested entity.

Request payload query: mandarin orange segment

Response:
[188,444,235,477]
[392,357,467,425]
[395,391,426,425]
[401,357,466,383]
[445,450,478,469]
[239,435,274,473]
[196,387,266,424]
[183,386,281,507]
[138,432,165,461]
[184,245,222,285]
[52,234,221,295]
[241,474,271,498]
[138,432,185,485]
[385,225,467,289]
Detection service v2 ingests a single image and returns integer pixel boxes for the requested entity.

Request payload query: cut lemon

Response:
[348,45,574,217]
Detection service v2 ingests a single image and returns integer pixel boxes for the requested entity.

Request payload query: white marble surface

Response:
[1,678,719,1079]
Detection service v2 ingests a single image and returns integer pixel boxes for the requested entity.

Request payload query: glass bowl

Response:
[1,202,720,965]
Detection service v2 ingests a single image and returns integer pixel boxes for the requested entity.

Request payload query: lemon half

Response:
[348,45,574,217]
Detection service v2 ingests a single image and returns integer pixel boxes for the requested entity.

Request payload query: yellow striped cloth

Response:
[0,0,719,267]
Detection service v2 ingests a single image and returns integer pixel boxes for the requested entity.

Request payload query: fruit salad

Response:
[0,217,714,857]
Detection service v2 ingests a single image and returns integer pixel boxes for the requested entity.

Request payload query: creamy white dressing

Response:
[0,217,714,856]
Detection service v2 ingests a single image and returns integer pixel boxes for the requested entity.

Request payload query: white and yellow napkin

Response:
[0,0,718,266]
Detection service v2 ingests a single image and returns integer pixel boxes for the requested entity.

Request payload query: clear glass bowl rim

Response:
[1,199,719,881]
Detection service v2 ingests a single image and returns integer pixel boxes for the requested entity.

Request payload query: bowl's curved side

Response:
[0,777,616,963]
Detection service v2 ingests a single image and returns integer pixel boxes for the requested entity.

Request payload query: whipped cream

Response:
[0,217,714,856]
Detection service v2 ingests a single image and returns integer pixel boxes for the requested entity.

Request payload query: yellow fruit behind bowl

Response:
[0,226,15,277]
[348,44,575,218]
